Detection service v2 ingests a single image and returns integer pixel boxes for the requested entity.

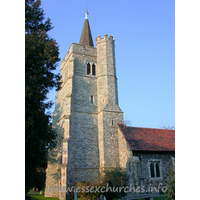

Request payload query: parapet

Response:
[95,34,115,45]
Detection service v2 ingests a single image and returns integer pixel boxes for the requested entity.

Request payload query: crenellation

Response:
[109,34,113,40]
[95,34,115,46]
[103,34,108,39]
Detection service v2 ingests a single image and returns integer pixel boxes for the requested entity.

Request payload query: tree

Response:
[160,121,175,130]
[166,160,175,200]
[124,119,132,126]
[25,0,61,194]
[73,168,127,200]
[100,167,127,200]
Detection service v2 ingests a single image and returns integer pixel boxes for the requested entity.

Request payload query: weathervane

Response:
[85,9,89,19]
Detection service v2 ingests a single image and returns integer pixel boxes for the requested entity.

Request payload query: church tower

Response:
[45,10,123,200]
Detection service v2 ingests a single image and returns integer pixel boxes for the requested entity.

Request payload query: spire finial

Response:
[85,9,89,19]
[79,9,94,47]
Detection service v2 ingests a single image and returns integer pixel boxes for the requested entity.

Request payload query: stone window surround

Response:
[86,61,96,76]
[148,159,163,180]
[89,95,95,104]
[171,156,175,169]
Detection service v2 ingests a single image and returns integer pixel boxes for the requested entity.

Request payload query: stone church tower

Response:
[45,10,123,199]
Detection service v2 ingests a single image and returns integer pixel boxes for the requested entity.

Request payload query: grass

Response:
[27,194,59,200]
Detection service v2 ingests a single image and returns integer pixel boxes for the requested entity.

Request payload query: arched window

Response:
[150,163,155,178]
[92,64,96,75]
[149,161,161,178]
[87,63,90,75]
[155,162,160,177]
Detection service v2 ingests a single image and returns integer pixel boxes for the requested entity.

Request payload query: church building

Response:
[45,10,175,200]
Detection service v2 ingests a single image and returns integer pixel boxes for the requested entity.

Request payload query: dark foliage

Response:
[25,0,61,194]
[100,167,127,200]
[166,161,175,200]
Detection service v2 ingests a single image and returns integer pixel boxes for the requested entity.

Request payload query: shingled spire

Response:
[79,9,94,48]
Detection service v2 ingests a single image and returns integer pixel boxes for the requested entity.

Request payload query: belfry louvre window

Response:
[92,64,96,75]
[149,161,161,178]
[87,63,90,75]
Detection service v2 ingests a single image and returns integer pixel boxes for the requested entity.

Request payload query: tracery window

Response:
[149,160,162,178]
[86,62,96,76]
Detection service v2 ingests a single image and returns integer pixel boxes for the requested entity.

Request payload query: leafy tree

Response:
[166,161,175,200]
[76,181,100,200]
[100,167,127,200]
[25,0,61,194]
[73,168,127,200]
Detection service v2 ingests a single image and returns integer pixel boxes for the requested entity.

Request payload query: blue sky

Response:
[42,0,175,129]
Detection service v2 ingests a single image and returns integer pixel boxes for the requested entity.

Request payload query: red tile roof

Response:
[117,123,175,152]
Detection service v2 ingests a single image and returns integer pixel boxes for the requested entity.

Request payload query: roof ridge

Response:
[117,123,175,131]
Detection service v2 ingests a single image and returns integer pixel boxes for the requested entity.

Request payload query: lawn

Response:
[27,194,59,200]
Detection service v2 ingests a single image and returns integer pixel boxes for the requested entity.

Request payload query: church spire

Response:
[79,9,94,48]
